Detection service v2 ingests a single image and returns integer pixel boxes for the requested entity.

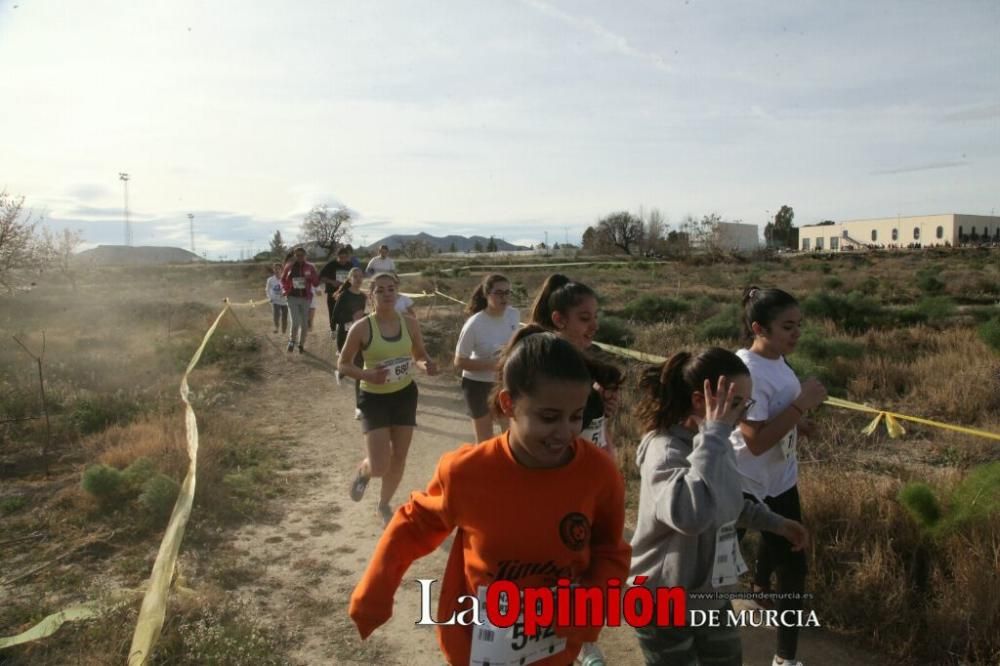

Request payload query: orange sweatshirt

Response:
[349,432,630,665]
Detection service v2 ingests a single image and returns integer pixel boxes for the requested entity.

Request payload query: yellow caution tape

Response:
[591,341,667,365]
[434,290,467,306]
[825,396,999,441]
[399,291,435,299]
[0,605,100,649]
[128,303,232,665]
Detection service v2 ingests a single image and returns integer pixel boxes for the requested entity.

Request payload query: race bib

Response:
[291,277,306,289]
[270,283,282,296]
[336,270,350,283]
[378,356,412,383]
[779,428,797,461]
[580,417,607,450]
[711,520,749,588]
[470,586,566,666]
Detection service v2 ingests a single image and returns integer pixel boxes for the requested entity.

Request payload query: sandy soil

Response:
[221,304,884,666]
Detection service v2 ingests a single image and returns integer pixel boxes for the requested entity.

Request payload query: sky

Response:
[1,0,998,258]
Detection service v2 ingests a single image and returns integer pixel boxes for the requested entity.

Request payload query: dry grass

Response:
[1,250,997,663]
[802,467,1000,663]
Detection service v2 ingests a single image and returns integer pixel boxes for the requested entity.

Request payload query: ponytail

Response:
[529,274,596,330]
[467,273,509,315]
[742,285,798,342]
[635,348,749,432]
[489,324,591,417]
[334,268,363,301]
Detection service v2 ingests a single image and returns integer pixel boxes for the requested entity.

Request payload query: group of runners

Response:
[272,252,824,666]
[264,244,399,354]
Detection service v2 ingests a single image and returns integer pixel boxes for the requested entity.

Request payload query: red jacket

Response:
[280,261,320,300]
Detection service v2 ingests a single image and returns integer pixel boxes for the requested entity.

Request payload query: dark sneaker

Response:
[298,345,304,354]
[349,466,370,502]
[286,342,294,353]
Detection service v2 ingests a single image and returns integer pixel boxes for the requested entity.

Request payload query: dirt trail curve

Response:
[220,307,882,666]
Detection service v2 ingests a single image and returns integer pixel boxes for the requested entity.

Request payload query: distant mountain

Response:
[76,245,205,265]
[367,232,529,253]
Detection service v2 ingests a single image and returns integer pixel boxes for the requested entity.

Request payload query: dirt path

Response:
[220,307,884,666]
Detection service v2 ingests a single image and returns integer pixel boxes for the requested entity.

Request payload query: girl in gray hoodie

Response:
[629,348,809,666]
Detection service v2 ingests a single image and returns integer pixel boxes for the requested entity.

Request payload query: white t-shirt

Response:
[266,276,286,305]
[394,294,415,313]
[455,307,521,383]
[366,256,396,275]
[729,348,801,500]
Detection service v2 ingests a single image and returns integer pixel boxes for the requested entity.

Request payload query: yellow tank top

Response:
[360,312,414,394]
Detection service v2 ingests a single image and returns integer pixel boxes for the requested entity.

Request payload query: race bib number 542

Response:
[470,586,566,666]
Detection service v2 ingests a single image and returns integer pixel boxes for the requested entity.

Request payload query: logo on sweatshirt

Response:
[558,512,590,551]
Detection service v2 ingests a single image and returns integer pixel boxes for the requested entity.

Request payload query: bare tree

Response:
[0,191,46,294]
[40,227,84,290]
[642,207,666,255]
[300,205,352,258]
[597,211,644,255]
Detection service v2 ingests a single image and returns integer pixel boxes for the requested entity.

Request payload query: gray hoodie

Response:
[629,420,785,609]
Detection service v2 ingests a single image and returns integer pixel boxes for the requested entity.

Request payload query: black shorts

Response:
[357,381,418,433]
[461,377,494,419]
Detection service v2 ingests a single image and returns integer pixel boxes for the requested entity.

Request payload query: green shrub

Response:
[947,462,1000,529]
[899,463,1000,537]
[695,304,741,342]
[122,457,157,490]
[81,464,126,507]
[801,291,886,333]
[139,473,180,522]
[898,296,957,327]
[823,276,843,290]
[594,315,635,347]
[898,483,941,531]
[201,334,262,365]
[71,392,143,435]
[978,316,1000,353]
[0,496,27,515]
[620,295,690,323]
[794,328,863,361]
[916,269,945,294]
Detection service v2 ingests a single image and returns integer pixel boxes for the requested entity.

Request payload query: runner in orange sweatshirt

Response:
[350,326,631,665]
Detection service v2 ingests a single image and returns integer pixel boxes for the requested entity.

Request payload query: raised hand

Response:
[703,376,748,428]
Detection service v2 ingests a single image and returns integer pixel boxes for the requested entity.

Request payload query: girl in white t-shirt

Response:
[454,273,520,442]
[265,263,288,334]
[729,286,827,666]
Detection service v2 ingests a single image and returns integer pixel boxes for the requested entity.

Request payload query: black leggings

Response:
[740,485,807,661]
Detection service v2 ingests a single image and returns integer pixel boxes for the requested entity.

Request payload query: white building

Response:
[798,214,1000,251]
[710,222,759,252]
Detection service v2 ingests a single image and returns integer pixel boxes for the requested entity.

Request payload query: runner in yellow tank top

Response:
[337,272,438,526]
[359,310,414,394]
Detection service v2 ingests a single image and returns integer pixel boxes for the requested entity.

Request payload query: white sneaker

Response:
[772,658,804,666]
[354,408,362,420]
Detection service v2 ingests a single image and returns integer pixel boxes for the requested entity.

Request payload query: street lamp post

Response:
[188,214,195,253]
[118,172,131,246]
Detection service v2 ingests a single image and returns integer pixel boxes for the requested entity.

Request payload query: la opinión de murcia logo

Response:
[415,578,821,634]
